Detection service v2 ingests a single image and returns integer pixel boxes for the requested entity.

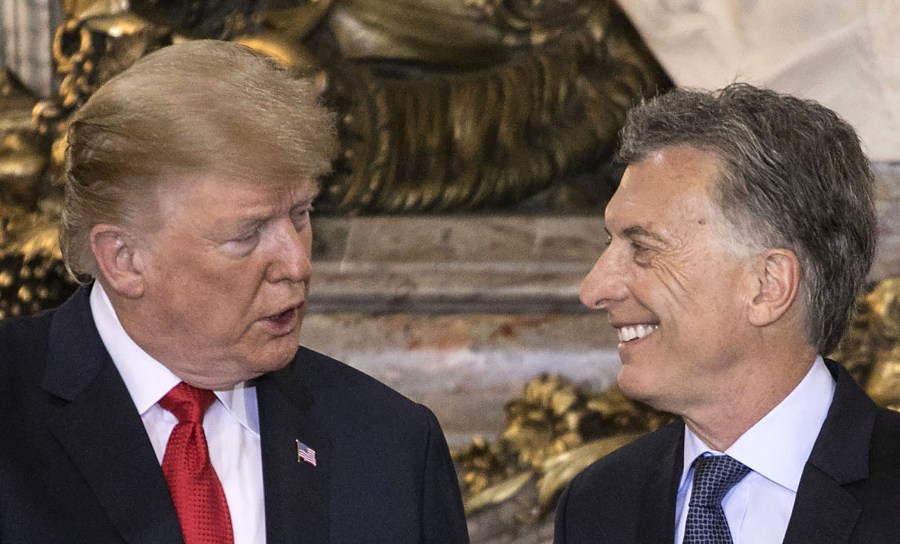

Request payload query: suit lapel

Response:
[636,423,683,544]
[42,288,183,544]
[783,359,872,544]
[257,357,331,542]
[782,467,861,544]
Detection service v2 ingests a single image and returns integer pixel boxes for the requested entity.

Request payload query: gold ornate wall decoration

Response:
[833,277,900,410]
[0,69,78,320]
[1,71,48,209]
[0,202,74,319]
[453,373,671,518]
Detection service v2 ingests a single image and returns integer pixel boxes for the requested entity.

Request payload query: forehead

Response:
[176,171,317,198]
[154,173,319,220]
[605,146,723,234]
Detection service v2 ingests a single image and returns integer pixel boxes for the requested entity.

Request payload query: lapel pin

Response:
[296,439,317,466]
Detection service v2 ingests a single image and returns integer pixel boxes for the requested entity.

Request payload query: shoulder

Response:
[826,357,900,445]
[0,286,92,371]
[290,346,437,434]
[0,309,55,380]
[869,405,900,464]
[554,422,682,542]
[818,359,900,494]
[566,422,681,497]
[281,349,468,541]
[295,346,424,408]
[0,308,54,349]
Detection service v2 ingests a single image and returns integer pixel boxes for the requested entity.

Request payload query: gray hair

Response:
[617,83,876,355]
[62,39,338,279]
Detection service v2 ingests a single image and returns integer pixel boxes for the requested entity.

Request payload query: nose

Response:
[266,220,312,283]
[580,245,628,309]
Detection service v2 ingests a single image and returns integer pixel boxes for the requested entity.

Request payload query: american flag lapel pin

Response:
[296,439,317,467]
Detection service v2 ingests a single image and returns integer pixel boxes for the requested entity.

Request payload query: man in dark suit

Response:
[0,40,469,543]
[554,83,900,543]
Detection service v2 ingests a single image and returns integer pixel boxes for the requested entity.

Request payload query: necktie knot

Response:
[689,454,751,508]
[683,454,750,543]
[159,382,216,425]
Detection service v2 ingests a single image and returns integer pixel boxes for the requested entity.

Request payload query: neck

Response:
[682,345,818,452]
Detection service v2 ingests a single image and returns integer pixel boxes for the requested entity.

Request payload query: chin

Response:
[246,342,300,375]
[616,367,657,405]
[266,348,299,371]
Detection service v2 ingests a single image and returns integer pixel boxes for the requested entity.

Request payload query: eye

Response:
[602,231,612,246]
[223,224,263,254]
[630,240,656,267]
[291,206,313,231]
[232,229,260,243]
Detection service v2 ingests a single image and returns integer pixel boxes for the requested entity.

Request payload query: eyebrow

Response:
[621,225,669,245]
[309,180,322,198]
[230,215,267,233]
[293,181,321,206]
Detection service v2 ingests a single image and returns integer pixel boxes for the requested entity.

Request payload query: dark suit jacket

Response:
[554,358,900,544]
[0,287,470,543]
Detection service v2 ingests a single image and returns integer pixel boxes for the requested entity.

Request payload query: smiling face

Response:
[119,175,317,389]
[580,146,759,416]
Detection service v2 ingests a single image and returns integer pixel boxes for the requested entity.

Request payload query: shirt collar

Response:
[90,282,259,435]
[680,355,835,493]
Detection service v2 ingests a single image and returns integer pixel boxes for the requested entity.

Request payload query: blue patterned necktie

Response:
[683,454,751,543]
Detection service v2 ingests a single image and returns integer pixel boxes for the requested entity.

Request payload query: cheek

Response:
[160,264,255,324]
[654,257,715,310]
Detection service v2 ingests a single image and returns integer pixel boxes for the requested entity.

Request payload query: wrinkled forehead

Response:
[161,160,321,196]
[141,169,319,226]
[605,147,725,231]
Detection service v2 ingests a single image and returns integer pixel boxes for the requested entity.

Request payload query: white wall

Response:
[617,0,900,163]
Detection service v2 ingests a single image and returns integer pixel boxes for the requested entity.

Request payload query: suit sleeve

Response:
[419,405,470,543]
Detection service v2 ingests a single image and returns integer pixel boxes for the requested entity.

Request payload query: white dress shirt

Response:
[674,356,836,544]
[90,283,266,544]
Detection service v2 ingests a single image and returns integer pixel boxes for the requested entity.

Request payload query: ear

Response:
[89,224,146,299]
[747,249,801,327]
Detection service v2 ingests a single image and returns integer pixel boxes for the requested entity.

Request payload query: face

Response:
[581,146,758,416]
[124,175,316,389]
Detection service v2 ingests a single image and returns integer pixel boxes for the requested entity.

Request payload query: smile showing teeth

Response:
[617,324,658,343]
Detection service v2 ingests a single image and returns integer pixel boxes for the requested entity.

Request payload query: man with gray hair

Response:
[0,39,468,543]
[555,83,900,543]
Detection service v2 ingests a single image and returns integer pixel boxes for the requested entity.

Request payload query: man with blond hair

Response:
[0,40,468,543]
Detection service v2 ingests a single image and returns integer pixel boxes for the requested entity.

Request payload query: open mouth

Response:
[617,324,658,343]
[265,305,301,331]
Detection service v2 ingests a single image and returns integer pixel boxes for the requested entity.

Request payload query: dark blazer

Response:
[0,287,470,543]
[554,358,900,544]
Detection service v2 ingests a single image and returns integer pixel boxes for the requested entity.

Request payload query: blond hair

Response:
[61,39,338,278]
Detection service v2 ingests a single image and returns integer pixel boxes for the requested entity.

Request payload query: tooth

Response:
[617,324,659,343]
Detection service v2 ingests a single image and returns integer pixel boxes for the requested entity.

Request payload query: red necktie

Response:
[159,383,235,544]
